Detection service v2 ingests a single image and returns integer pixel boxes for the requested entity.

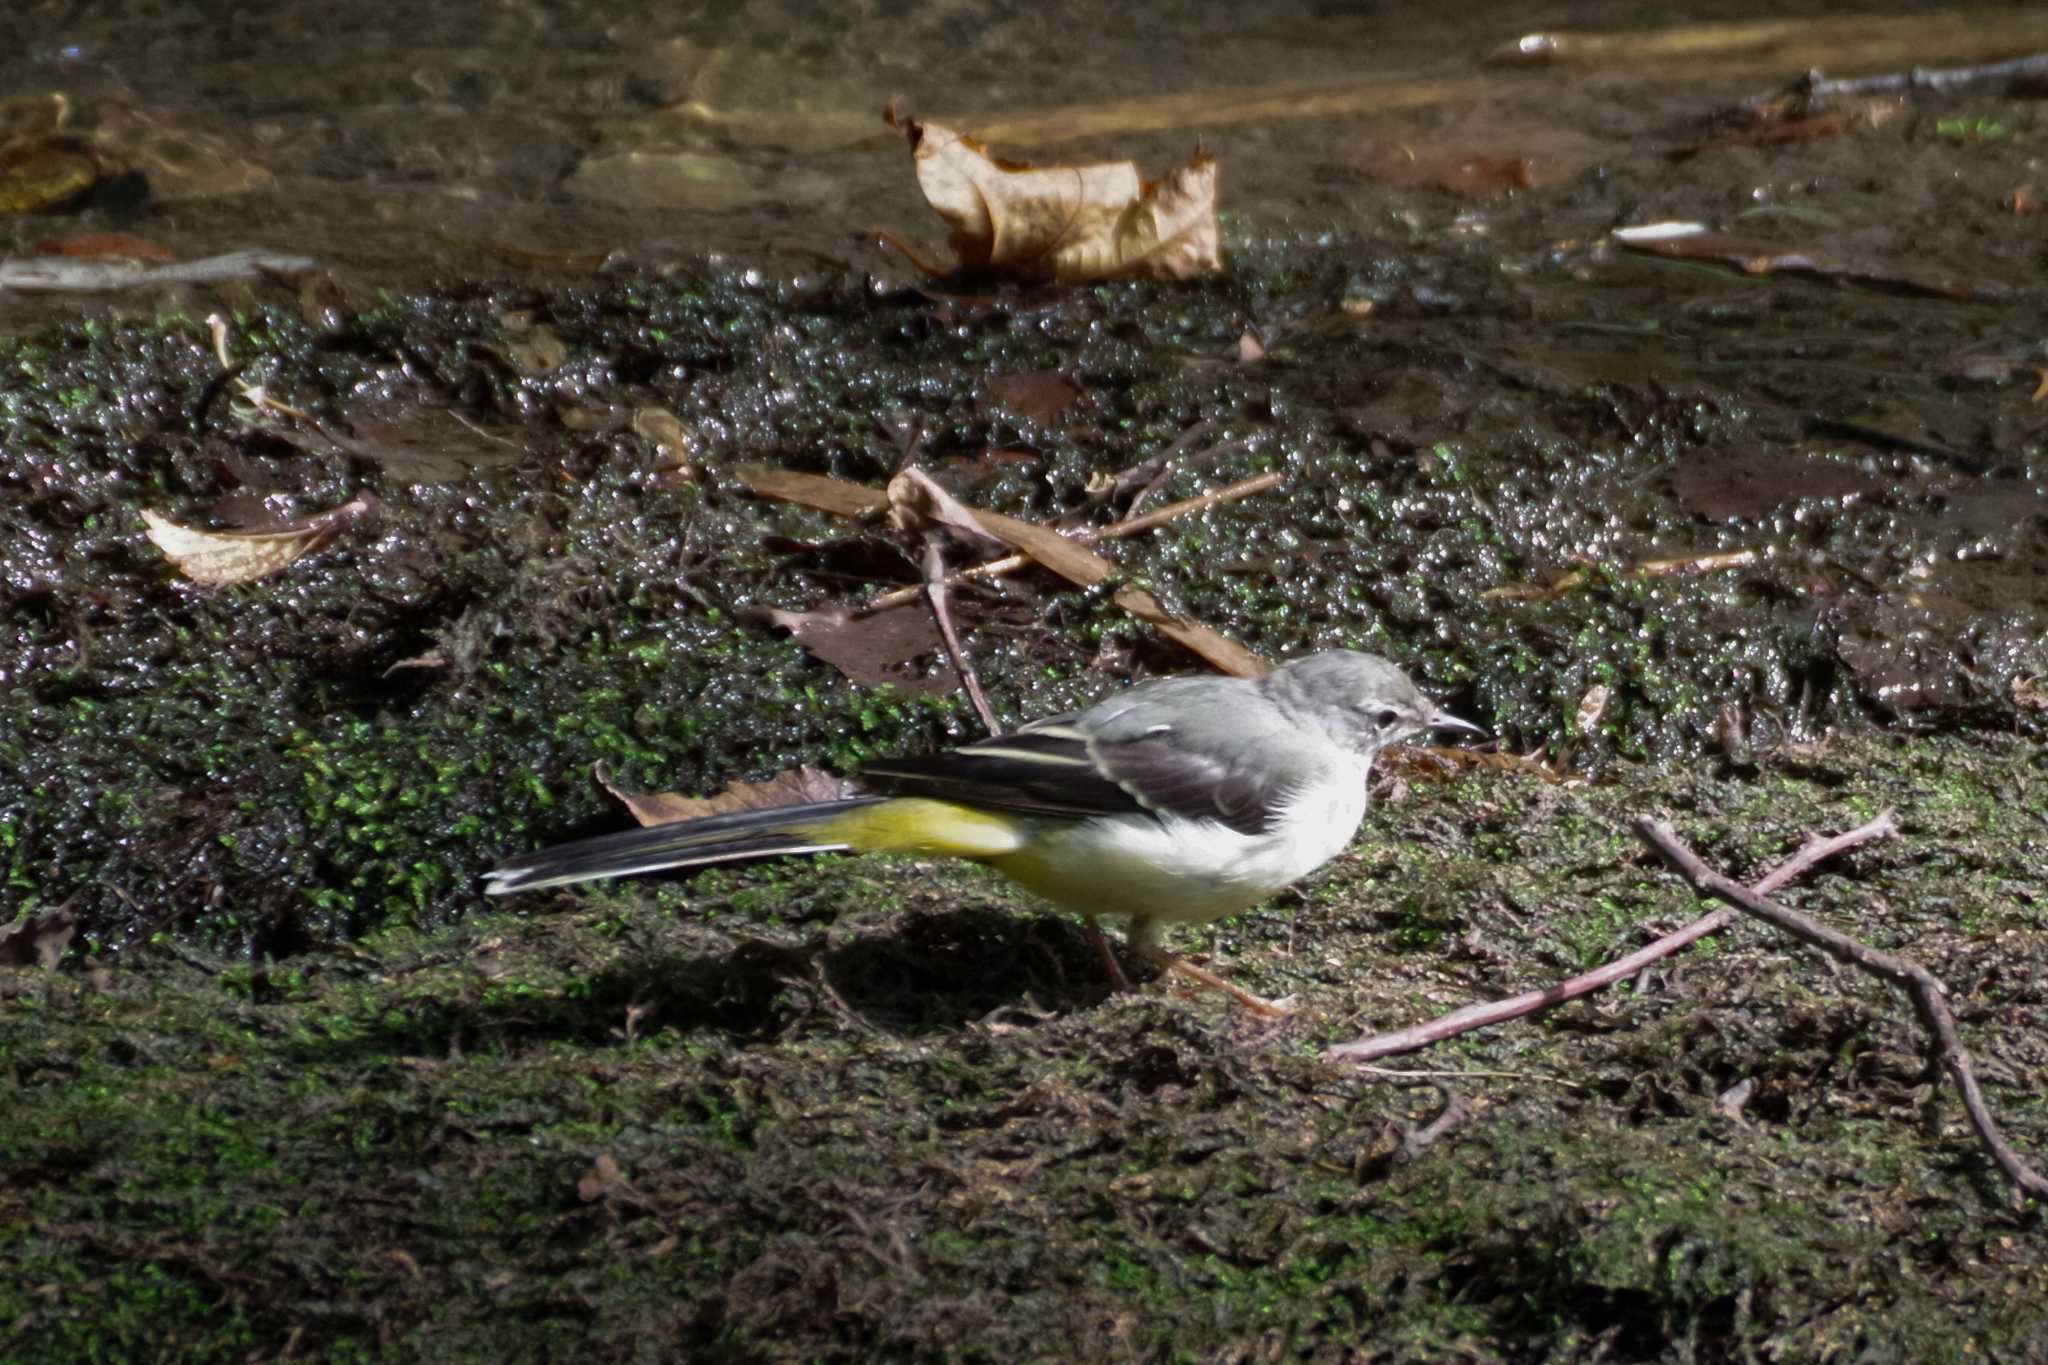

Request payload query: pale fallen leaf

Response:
[141,496,371,587]
[888,111,1220,283]
[631,406,698,465]
[383,650,449,677]
[596,761,863,828]
[736,463,888,518]
[0,908,77,969]
[1574,683,1613,736]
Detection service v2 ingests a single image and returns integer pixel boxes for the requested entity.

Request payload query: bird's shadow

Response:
[330,907,1115,1061]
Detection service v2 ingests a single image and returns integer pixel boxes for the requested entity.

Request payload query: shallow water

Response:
[5,2,2042,277]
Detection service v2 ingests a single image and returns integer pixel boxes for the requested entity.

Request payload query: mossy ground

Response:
[5,85,2048,1360]
[4,732,2044,1361]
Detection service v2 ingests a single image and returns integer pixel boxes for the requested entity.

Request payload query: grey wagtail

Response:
[485,650,1482,1014]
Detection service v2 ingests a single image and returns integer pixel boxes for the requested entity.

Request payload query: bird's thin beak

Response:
[1428,710,1489,740]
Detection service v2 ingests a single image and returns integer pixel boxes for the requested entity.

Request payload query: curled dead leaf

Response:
[141,496,372,587]
[886,465,1005,555]
[886,109,1220,283]
[0,907,77,969]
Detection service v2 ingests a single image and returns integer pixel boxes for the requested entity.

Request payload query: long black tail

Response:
[483,797,888,895]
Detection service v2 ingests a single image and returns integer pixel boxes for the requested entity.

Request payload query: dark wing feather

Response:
[860,674,1318,836]
[1089,736,1274,835]
[858,725,1145,820]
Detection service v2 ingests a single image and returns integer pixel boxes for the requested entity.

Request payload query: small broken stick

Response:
[1324,812,1897,1064]
[1637,817,2048,1206]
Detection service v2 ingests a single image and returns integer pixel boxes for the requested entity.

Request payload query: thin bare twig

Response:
[1111,469,1284,540]
[1099,420,1241,518]
[1324,813,1897,1064]
[1637,817,2048,1206]
[922,539,998,734]
[1354,1065,1586,1089]
[861,470,1284,614]
[1779,53,2048,106]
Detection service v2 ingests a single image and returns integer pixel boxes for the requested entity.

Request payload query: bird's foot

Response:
[1142,948,1296,1018]
[1081,915,1133,991]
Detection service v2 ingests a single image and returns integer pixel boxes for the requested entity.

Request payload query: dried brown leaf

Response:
[597,762,863,829]
[736,463,887,518]
[980,370,1084,425]
[742,602,961,698]
[889,112,1220,283]
[966,512,1269,678]
[631,406,697,465]
[1380,745,1561,783]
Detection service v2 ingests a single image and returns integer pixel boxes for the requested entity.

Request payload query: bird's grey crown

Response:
[1262,650,1437,754]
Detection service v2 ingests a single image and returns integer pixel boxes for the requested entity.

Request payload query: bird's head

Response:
[1269,650,1487,756]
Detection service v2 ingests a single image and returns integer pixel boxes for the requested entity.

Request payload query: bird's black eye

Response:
[1374,709,1400,729]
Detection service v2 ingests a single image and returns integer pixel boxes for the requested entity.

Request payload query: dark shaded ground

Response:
[5,30,2048,1364]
